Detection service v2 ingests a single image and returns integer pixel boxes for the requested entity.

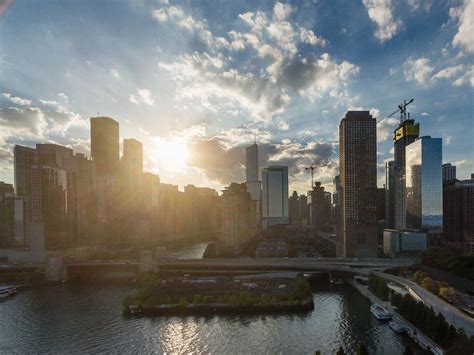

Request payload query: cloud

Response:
[129,88,154,105]
[153,1,350,123]
[403,56,433,86]
[432,65,464,80]
[277,120,289,131]
[2,93,32,106]
[451,0,474,54]
[421,112,429,116]
[453,65,474,87]
[0,107,47,142]
[406,0,433,11]
[377,117,398,141]
[110,69,120,79]
[362,0,402,42]
[187,136,337,189]
[273,2,293,21]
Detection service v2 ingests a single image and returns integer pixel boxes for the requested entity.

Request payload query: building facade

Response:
[443,178,474,252]
[339,111,377,258]
[220,182,256,250]
[442,163,456,182]
[262,166,289,229]
[90,116,120,177]
[405,136,443,231]
[393,119,420,230]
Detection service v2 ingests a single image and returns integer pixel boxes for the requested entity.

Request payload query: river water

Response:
[0,279,421,354]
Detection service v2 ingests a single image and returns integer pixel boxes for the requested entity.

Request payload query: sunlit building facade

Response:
[405,136,443,231]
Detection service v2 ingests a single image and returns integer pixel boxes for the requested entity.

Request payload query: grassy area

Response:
[123,273,313,312]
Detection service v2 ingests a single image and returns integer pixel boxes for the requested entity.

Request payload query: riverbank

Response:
[123,272,314,315]
[348,278,444,354]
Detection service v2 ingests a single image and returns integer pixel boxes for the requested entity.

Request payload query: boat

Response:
[334,279,344,285]
[370,304,392,321]
[0,285,17,299]
[388,321,404,333]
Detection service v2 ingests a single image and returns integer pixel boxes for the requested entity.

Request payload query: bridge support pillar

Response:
[45,252,68,282]
[140,250,153,273]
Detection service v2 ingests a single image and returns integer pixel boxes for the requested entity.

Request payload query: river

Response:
[0,279,421,354]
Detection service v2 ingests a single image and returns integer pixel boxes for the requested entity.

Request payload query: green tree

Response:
[336,346,345,355]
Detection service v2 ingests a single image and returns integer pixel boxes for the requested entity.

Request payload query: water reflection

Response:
[0,281,421,354]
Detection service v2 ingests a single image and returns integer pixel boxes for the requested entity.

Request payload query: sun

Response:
[152,137,189,171]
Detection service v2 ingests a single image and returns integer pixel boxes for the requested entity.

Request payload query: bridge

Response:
[66,257,417,275]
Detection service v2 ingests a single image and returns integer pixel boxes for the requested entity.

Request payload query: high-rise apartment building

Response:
[245,143,261,226]
[262,166,289,229]
[443,177,474,252]
[0,182,24,247]
[90,117,120,177]
[405,136,443,231]
[339,111,377,258]
[442,163,456,182]
[393,119,419,230]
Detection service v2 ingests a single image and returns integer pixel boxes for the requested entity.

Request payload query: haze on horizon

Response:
[0,0,472,194]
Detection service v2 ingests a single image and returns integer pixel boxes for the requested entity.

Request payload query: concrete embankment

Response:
[348,279,444,355]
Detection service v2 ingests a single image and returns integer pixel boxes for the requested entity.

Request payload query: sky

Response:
[0,0,472,194]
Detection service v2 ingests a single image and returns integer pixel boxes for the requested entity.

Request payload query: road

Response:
[375,272,474,336]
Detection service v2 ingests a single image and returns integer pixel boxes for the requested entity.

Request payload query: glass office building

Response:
[406,136,442,231]
[262,166,289,229]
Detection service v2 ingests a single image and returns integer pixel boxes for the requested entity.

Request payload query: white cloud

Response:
[451,0,474,53]
[403,56,433,85]
[110,68,120,79]
[273,2,293,21]
[362,0,402,42]
[58,93,69,101]
[2,93,32,106]
[129,88,154,106]
[277,120,290,131]
[432,65,464,80]
[406,0,433,11]
[421,112,429,116]
[453,65,474,87]
[299,28,327,46]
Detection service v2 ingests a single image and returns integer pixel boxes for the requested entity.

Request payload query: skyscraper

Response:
[90,117,120,222]
[339,111,377,258]
[385,160,395,229]
[262,165,289,229]
[405,136,443,231]
[122,138,143,176]
[245,143,261,225]
[442,163,456,182]
[90,117,120,177]
[393,118,420,230]
[443,177,474,252]
[245,143,261,200]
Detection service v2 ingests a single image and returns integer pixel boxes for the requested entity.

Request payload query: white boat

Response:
[388,321,404,333]
[0,285,17,297]
[370,304,392,321]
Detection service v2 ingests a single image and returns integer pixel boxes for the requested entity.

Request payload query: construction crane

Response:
[387,98,414,124]
[305,164,316,189]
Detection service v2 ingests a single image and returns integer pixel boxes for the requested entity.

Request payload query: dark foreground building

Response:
[339,111,377,258]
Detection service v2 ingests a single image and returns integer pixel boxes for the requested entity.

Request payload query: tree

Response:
[336,346,345,355]
[403,345,413,355]
[421,277,434,291]
[439,287,456,303]
[357,342,368,355]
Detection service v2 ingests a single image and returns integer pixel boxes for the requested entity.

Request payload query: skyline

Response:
[0,0,473,194]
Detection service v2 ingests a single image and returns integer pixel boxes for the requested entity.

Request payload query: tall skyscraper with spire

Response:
[245,141,261,226]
